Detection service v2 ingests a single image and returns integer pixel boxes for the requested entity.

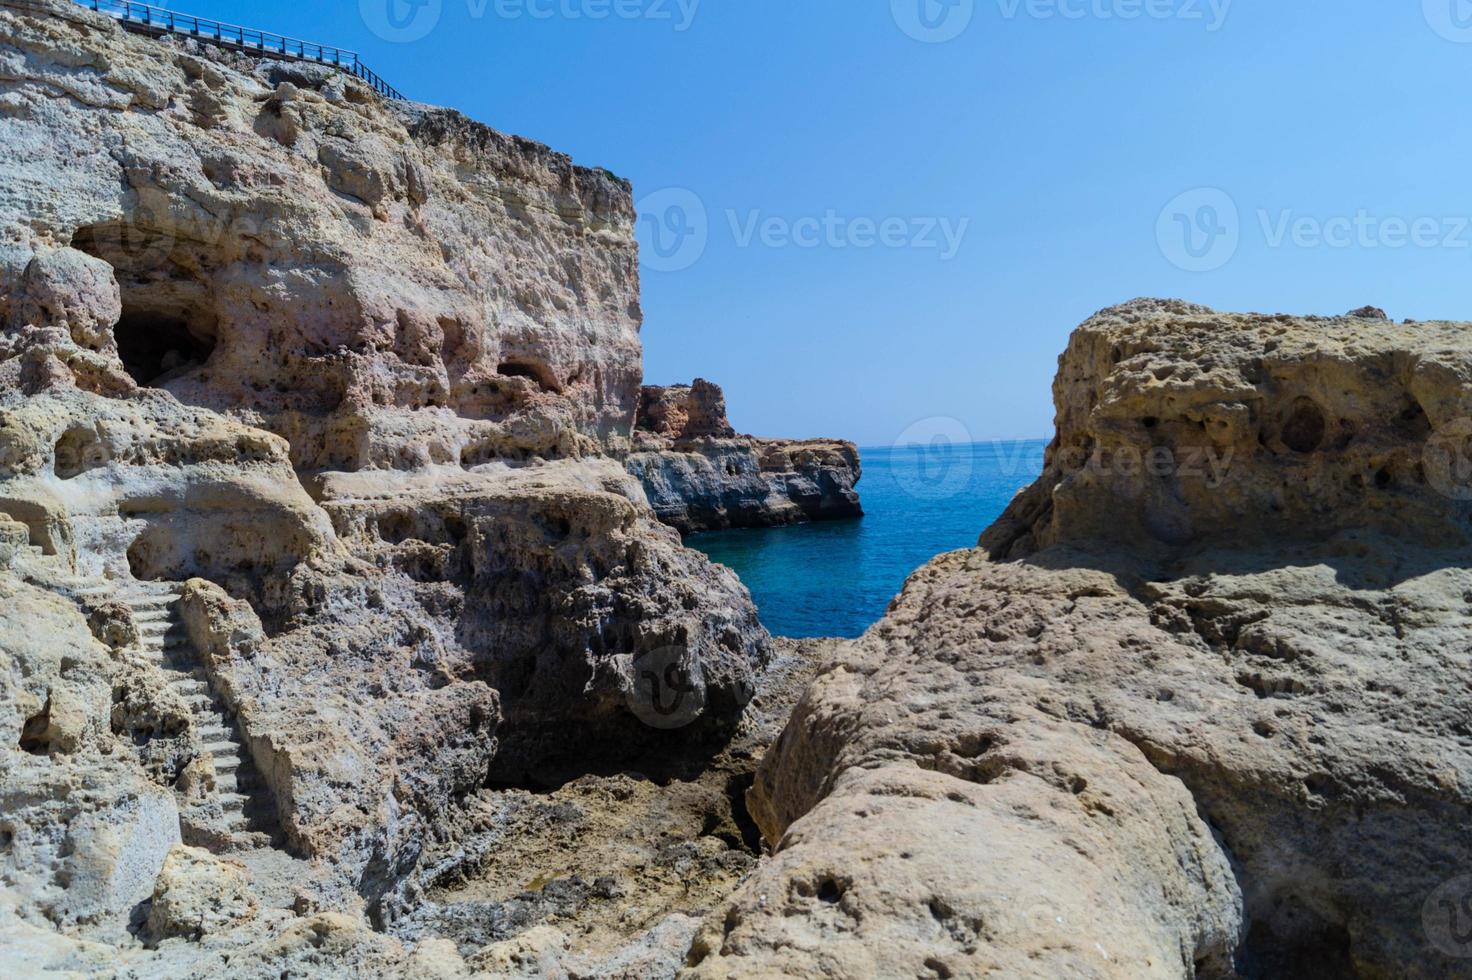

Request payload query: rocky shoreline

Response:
[695,300,1472,978]
[625,380,863,534]
[2,2,1470,978]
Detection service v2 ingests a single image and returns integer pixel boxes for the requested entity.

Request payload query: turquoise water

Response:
[688,440,1047,639]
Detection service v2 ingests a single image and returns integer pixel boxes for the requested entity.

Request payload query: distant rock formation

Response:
[626,379,863,533]
[697,299,1472,978]
[636,378,737,441]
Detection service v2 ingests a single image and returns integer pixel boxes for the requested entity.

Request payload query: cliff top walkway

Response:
[69,0,406,100]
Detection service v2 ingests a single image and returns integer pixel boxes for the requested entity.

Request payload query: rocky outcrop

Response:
[626,379,863,533]
[0,1,772,971]
[697,300,1472,978]
[3,0,640,468]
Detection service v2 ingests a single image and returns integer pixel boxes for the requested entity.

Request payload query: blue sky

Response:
[152,1,1472,446]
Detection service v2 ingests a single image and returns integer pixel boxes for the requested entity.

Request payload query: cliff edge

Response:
[695,300,1472,978]
[626,379,863,533]
[0,2,775,972]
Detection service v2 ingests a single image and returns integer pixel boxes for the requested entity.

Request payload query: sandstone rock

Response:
[980,298,1472,558]
[627,379,862,533]
[0,3,774,972]
[636,380,736,440]
[703,300,1472,978]
[2,0,640,470]
[145,845,257,943]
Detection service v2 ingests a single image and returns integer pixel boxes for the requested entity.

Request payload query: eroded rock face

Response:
[627,379,863,533]
[0,2,772,971]
[981,298,1472,557]
[700,301,1472,978]
[636,380,737,441]
[3,0,640,469]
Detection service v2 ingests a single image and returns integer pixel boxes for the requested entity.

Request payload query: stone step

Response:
[126,581,175,590]
[172,678,209,695]
[225,803,275,827]
[216,791,248,811]
[201,739,239,754]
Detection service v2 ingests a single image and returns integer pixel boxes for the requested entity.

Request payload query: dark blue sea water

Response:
[688,440,1047,639]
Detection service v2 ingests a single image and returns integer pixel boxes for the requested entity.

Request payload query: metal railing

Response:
[74,0,405,100]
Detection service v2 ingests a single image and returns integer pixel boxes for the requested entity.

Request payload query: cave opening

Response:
[70,220,220,388]
[497,360,560,393]
[114,311,217,387]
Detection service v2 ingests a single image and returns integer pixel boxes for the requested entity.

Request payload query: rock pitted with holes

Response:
[0,1,773,973]
[692,300,1472,978]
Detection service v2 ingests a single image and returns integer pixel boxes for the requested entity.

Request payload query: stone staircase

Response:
[64,574,282,850]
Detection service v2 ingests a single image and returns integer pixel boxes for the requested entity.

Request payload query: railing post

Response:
[64,1,404,100]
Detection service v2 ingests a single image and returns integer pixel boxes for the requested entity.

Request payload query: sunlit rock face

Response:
[0,3,770,971]
[627,378,863,533]
[4,0,643,470]
[695,301,1472,979]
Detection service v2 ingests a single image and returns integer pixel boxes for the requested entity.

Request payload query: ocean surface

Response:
[688,440,1048,639]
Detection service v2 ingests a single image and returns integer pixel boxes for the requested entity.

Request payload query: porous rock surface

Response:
[695,300,1472,978]
[627,379,862,533]
[0,2,788,974]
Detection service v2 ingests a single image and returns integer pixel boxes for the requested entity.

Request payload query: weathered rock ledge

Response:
[693,299,1472,978]
[625,379,863,533]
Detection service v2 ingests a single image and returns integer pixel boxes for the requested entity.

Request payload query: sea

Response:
[687,439,1048,639]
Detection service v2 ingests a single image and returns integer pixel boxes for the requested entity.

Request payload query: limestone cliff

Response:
[626,379,863,533]
[0,1,772,969]
[695,300,1472,978]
